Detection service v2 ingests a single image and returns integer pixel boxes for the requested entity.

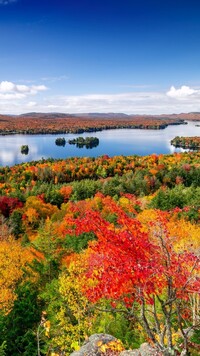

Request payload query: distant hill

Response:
[15,112,200,121]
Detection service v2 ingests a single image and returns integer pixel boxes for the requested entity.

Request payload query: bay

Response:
[0,120,199,167]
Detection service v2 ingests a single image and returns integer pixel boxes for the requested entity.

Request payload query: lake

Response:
[0,121,199,166]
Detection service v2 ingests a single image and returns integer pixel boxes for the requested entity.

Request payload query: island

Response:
[171,136,200,149]
[55,137,66,146]
[68,136,99,148]
[20,145,29,154]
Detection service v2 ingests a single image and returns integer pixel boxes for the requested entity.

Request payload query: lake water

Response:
[0,121,199,166]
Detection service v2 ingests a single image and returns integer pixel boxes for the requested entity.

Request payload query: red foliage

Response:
[0,196,23,217]
[64,206,200,307]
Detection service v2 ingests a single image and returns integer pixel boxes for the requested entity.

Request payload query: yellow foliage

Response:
[0,237,34,312]
[99,339,124,353]
[25,196,59,220]
[49,254,94,355]
[118,196,130,209]
[137,209,158,226]
[138,210,200,256]
[44,320,51,337]
[26,207,39,224]
[167,219,200,254]
[70,341,80,351]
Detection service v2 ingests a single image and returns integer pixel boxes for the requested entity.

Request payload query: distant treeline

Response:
[0,113,186,135]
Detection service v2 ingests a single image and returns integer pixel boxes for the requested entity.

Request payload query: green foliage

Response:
[92,305,144,349]
[191,329,200,345]
[32,221,61,283]
[9,210,24,238]
[101,176,124,197]
[64,232,96,253]
[71,179,101,200]
[44,189,64,207]
[0,342,6,356]
[150,185,200,210]
[0,283,42,356]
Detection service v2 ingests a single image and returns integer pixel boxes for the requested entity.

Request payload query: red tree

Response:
[66,207,200,355]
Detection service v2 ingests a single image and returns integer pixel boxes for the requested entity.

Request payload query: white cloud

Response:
[31,85,47,92]
[0,93,26,100]
[26,101,37,108]
[1,83,200,115]
[0,81,48,100]
[0,81,16,92]
[166,85,198,99]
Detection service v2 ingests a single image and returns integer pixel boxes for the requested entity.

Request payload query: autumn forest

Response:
[0,127,199,356]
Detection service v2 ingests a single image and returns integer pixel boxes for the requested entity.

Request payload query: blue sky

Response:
[1,0,200,114]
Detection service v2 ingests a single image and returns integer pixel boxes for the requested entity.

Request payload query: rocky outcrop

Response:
[70,334,163,356]
[70,333,118,355]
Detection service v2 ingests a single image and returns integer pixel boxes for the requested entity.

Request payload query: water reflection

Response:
[0,121,198,166]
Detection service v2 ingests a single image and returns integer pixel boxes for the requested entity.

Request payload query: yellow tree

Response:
[43,253,95,355]
[0,237,34,312]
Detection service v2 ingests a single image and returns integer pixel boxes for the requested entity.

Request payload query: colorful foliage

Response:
[0,114,185,135]
[63,205,200,354]
[0,151,200,354]
[171,136,200,149]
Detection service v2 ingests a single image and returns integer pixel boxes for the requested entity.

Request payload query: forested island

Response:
[55,137,66,146]
[0,152,199,355]
[171,136,200,149]
[20,145,29,154]
[68,136,99,148]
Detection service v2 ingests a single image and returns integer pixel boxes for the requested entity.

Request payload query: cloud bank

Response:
[0,83,200,115]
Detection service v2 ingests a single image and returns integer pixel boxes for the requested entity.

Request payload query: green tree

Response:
[1,283,42,356]
[9,210,24,238]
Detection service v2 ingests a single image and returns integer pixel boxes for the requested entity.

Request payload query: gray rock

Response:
[70,334,164,356]
[139,342,162,356]
[120,342,163,356]
[120,350,140,355]
[70,333,117,355]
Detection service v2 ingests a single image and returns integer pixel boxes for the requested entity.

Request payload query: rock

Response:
[138,342,162,356]
[70,335,163,356]
[70,333,118,355]
[120,350,140,355]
